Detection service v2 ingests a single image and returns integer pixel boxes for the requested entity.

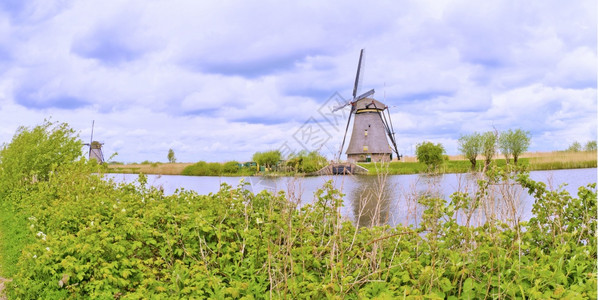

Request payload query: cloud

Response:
[0,0,595,162]
[0,0,70,24]
[70,10,160,65]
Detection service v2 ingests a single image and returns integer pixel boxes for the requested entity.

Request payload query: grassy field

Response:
[360,151,596,175]
[108,162,193,175]
[107,151,597,176]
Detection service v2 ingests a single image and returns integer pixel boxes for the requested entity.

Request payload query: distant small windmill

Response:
[333,49,400,163]
[83,120,104,163]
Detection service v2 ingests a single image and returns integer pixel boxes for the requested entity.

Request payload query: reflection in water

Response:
[350,175,395,227]
[107,168,596,227]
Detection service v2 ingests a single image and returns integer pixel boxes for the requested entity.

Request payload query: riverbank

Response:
[361,151,597,175]
[107,151,596,176]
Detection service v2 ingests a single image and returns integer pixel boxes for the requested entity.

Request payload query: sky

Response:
[0,0,595,163]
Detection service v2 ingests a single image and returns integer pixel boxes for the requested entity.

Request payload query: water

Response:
[107,168,597,227]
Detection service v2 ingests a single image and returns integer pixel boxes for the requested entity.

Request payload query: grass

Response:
[358,158,526,175]
[361,151,596,175]
[107,151,597,176]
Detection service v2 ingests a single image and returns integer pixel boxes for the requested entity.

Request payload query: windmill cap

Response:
[354,98,387,112]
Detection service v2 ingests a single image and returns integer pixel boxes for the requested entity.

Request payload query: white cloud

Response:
[0,0,595,162]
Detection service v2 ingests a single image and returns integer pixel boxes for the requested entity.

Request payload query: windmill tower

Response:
[83,121,105,163]
[334,49,400,163]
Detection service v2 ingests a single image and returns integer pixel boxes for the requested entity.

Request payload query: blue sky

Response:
[0,0,595,163]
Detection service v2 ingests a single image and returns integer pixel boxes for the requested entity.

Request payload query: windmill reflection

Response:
[350,175,396,227]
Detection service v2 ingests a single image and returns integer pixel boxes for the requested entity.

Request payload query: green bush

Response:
[0,121,596,298]
[415,141,445,171]
[182,161,226,176]
[222,161,240,174]
[182,161,208,176]
[0,120,82,190]
[206,162,221,176]
[2,163,595,298]
[285,150,327,173]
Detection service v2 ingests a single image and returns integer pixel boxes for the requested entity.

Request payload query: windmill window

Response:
[364,130,368,136]
[363,145,368,151]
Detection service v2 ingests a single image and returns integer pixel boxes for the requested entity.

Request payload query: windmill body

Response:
[89,141,105,163]
[334,49,400,164]
[84,121,105,163]
[346,98,392,163]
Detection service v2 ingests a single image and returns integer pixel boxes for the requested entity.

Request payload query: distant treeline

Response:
[181,150,328,176]
[182,161,251,176]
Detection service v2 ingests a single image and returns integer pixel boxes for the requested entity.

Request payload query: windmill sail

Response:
[338,49,401,163]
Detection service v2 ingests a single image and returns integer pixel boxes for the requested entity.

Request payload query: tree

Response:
[567,141,582,152]
[498,132,512,164]
[416,141,445,171]
[0,120,81,188]
[481,131,497,169]
[167,148,176,163]
[499,129,531,164]
[584,140,597,152]
[458,132,482,171]
[252,150,282,170]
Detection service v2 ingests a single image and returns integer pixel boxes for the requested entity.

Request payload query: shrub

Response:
[0,120,81,191]
[206,162,221,176]
[182,161,208,176]
[415,141,445,171]
[3,164,596,298]
[222,161,240,174]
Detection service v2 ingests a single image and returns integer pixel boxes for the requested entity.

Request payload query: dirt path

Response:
[0,277,9,300]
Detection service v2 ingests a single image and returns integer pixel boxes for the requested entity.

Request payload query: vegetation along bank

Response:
[0,121,596,298]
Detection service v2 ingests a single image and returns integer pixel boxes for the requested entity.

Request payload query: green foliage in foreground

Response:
[0,121,596,298]
[0,163,595,298]
[0,120,81,188]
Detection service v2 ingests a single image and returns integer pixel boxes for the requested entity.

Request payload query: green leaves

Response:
[0,126,595,299]
[415,141,446,172]
[0,120,82,191]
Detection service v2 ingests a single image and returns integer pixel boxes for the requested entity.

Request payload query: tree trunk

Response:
[484,158,491,171]
[469,158,477,171]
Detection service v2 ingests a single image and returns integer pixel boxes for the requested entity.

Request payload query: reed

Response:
[108,162,192,175]
[526,151,597,170]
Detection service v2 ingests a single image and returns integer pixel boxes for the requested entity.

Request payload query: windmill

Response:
[83,120,105,163]
[333,49,400,163]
